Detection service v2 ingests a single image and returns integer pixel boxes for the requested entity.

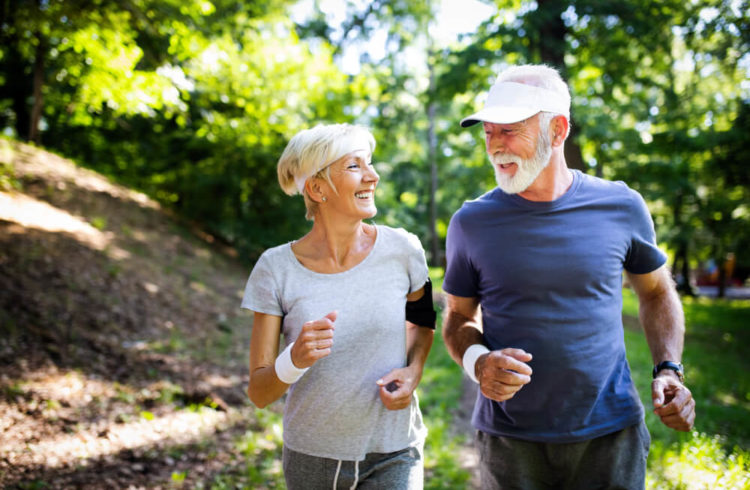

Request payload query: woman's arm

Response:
[247,312,288,408]
[377,286,435,410]
[405,286,435,382]
[248,310,337,409]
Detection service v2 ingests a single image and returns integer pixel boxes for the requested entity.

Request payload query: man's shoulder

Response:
[578,171,634,194]
[576,171,643,204]
[454,188,503,216]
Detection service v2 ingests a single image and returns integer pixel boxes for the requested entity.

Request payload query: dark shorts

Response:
[476,420,651,490]
[282,443,424,490]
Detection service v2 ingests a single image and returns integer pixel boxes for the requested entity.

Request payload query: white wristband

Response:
[275,342,309,384]
[462,344,490,384]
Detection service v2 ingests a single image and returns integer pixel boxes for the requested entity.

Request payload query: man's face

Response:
[484,115,552,195]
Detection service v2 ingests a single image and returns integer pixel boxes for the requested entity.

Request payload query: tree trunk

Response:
[29,33,46,144]
[671,191,695,296]
[534,0,585,172]
[427,61,440,267]
[717,255,727,298]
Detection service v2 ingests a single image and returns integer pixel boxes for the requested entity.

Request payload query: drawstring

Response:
[350,460,359,490]
[333,460,342,489]
[332,459,359,490]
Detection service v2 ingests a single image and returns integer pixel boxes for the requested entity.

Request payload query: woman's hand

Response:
[376,365,420,410]
[290,311,337,369]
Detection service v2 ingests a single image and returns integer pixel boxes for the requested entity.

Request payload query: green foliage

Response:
[648,433,749,490]
[622,287,750,488]
[420,323,473,489]
[5,1,745,277]
[0,160,20,191]
[209,409,285,488]
[0,138,21,191]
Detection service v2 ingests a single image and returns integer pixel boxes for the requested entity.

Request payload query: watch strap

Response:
[653,360,684,382]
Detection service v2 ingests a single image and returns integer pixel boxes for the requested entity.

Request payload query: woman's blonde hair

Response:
[278,124,376,220]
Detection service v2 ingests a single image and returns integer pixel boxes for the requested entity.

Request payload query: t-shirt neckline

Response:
[285,223,381,277]
[499,169,582,209]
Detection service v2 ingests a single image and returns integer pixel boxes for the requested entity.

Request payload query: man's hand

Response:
[476,348,533,402]
[652,373,695,431]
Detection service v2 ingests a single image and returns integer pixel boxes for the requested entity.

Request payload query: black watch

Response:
[653,360,684,383]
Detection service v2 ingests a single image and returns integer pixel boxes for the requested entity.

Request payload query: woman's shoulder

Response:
[254,242,292,267]
[376,225,425,252]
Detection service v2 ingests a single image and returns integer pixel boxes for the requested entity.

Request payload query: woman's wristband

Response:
[275,341,309,384]
[462,344,490,384]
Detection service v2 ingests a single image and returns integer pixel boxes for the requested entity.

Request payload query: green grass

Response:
[208,409,286,489]
[421,266,473,488]
[622,288,750,489]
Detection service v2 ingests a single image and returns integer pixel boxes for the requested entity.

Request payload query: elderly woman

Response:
[242,123,436,489]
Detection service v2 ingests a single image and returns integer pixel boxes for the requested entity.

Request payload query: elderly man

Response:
[442,64,695,489]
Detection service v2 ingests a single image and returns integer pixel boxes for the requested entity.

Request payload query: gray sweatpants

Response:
[282,444,424,490]
[476,421,651,490]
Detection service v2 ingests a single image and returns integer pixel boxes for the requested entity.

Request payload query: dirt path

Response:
[1,139,268,488]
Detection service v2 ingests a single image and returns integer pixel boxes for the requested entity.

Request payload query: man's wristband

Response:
[275,342,309,384]
[462,344,490,384]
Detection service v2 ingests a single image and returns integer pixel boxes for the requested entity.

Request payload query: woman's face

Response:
[322,147,379,220]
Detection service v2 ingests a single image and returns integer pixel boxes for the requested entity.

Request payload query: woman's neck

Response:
[292,219,376,273]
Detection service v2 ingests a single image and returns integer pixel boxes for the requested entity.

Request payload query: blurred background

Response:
[2,0,748,292]
[1,0,748,488]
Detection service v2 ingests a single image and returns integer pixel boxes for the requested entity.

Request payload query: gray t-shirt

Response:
[242,225,430,460]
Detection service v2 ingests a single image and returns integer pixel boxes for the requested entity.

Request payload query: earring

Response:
[321,197,327,202]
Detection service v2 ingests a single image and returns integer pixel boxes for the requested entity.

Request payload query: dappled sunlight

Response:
[714,391,750,411]
[19,370,118,406]
[0,191,129,260]
[204,373,244,389]
[1,138,158,211]
[18,405,237,469]
[1,367,249,477]
[647,433,750,489]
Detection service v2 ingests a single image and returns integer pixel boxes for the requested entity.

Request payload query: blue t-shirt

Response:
[443,170,666,443]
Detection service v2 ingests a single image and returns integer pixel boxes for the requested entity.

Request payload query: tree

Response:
[2,0,368,260]
[436,0,748,296]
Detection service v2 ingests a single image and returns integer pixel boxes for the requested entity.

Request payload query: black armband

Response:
[405,279,437,329]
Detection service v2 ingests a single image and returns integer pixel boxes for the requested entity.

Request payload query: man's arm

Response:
[441,293,484,365]
[627,266,695,431]
[442,293,532,402]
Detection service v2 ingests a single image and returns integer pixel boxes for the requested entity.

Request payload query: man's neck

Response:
[517,153,573,202]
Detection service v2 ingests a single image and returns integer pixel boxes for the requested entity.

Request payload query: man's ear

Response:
[551,115,569,147]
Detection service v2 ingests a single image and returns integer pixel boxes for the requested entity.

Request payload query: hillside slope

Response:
[0,138,267,488]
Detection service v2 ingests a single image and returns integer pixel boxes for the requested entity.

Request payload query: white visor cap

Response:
[460,81,570,128]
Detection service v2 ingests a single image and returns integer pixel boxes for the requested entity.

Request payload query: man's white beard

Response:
[490,129,552,195]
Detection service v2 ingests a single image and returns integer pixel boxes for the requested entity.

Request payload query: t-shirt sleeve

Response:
[623,189,668,274]
[240,252,284,316]
[403,230,430,293]
[443,211,479,297]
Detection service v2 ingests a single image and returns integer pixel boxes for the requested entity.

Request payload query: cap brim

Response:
[460,106,541,128]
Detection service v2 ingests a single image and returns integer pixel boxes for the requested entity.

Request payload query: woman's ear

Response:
[305,178,327,204]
